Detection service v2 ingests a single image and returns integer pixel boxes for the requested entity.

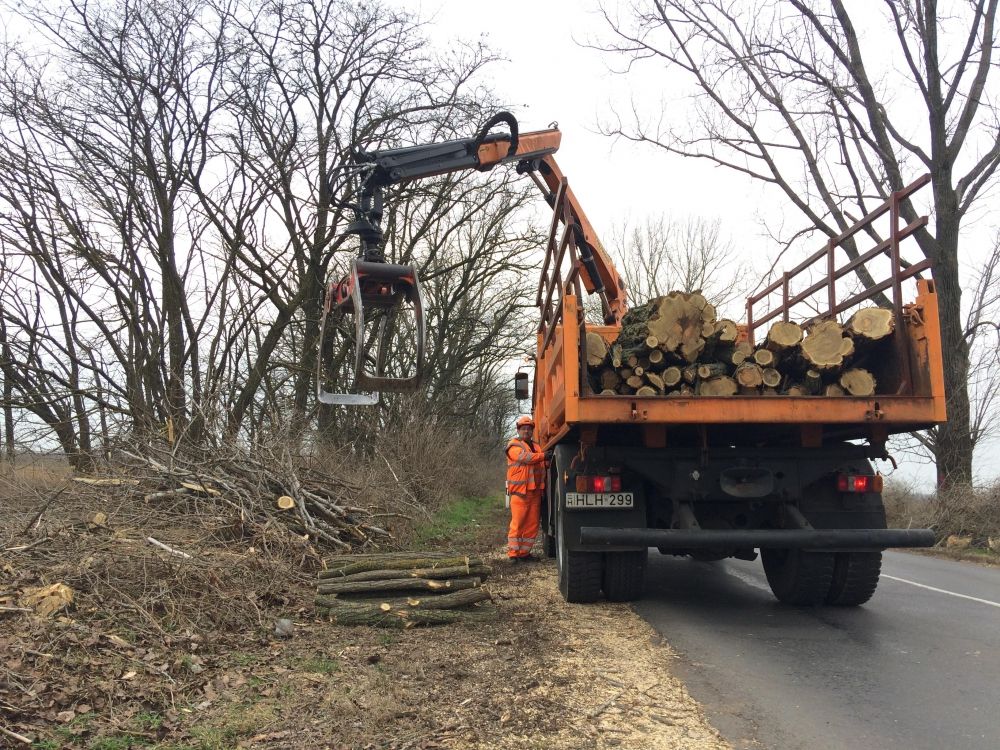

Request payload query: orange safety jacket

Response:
[505,437,546,498]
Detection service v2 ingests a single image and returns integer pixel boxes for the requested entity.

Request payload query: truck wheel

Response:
[823,489,886,606]
[555,469,602,603]
[825,552,882,606]
[602,550,647,602]
[761,549,835,606]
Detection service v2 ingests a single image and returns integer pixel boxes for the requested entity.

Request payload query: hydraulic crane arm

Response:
[341,112,628,324]
[320,112,628,407]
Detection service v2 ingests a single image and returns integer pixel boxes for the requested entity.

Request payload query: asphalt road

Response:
[634,551,1000,750]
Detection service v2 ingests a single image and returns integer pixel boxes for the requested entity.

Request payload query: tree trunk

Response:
[932,222,973,488]
[1,338,13,465]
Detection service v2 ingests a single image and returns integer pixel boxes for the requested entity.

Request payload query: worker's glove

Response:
[544,449,554,461]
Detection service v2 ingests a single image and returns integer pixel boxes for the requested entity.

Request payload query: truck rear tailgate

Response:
[571,393,943,427]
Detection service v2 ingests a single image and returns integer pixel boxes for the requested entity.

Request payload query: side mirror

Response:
[514,372,530,401]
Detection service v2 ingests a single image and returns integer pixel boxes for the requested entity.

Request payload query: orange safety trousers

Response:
[508,489,542,559]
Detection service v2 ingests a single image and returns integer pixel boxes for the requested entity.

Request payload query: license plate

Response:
[565,492,634,509]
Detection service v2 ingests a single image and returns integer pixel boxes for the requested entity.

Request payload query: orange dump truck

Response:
[333,114,944,606]
[527,165,943,605]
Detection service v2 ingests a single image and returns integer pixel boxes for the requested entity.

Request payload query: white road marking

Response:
[882,574,1000,609]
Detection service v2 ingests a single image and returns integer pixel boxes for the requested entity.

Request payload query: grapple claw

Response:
[317,259,425,406]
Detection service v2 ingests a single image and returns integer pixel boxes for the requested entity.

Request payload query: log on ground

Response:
[317,602,496,628]
[317,564,492,584]
[320,554,480,578]
[316,587,491,612]
[317,576,482,595]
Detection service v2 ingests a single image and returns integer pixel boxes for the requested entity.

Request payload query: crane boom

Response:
[320,112,628,407]
[347,114,627,324]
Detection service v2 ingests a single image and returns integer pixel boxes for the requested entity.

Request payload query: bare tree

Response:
[0,0,540,464]
[595,0,1000,488]
[607,214,749,316]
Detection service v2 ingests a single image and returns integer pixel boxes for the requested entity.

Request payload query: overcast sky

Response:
[411,0,765,243]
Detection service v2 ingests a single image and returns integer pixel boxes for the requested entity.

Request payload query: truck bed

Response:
[536,279,945,449]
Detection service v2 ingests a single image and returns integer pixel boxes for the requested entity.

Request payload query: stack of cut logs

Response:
[315,552,495,628]
[587,291,895,398]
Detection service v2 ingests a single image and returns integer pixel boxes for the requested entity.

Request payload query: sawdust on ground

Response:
[2,484,731,749]
[256,552,732,749]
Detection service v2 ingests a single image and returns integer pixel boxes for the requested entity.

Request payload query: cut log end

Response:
[765,321,804,352]
[846,307,895,342]
[697,375,738,396]
[586,332,609,367]
[801,320,850,372]
[839,368,876,397]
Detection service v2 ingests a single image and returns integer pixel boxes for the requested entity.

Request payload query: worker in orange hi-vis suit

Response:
[505,415,548,562]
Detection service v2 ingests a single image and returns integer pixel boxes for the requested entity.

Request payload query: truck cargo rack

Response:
[746,174,934,392]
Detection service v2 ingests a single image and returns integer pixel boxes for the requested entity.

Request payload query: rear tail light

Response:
[836,474,883,493]
[575,474,623,492]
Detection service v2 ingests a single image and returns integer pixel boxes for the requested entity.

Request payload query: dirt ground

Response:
[1,474,730,750]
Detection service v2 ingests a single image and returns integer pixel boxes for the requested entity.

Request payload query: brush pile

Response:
[315,552,495,627]
[587,291,895,397]
[112,443,391,552]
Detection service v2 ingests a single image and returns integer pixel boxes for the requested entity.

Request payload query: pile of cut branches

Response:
[588,292,895,397]
[109,442,391,552]
[315,552,495,627]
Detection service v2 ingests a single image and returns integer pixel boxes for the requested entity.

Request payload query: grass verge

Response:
[407,494,506,550]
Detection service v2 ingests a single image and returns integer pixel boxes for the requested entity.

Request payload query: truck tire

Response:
[825,551,882,606]
[818,486,887,606]
[761,549,835,606]
[553,447,602,603]
[556,502,602,602]
[602,550,647,601]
